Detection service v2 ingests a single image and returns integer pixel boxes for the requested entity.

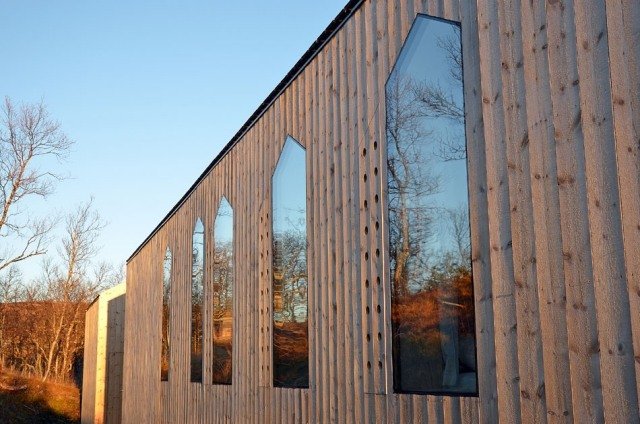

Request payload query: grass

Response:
[0,370,80,423]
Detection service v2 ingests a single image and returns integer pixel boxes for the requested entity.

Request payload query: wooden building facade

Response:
[119,0,640,422]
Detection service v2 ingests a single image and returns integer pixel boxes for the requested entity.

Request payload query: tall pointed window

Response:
[191,218,205,382]
[161,247,172,381]
[272,136,309,388]
[387,15,477,395]
[212,197,233,384]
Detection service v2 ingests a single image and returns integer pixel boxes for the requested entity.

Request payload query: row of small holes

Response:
[365,138,384,382]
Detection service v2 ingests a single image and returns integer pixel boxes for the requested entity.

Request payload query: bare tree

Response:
[0,97,72,272]
[386,74,441,298]
[37,200,119,381]
[446,205,471,264]
[412,28,466,162]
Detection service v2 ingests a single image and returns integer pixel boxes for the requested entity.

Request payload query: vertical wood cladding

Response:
[121,0,640,422]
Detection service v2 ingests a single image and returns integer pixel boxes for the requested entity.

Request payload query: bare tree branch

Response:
[0,97,72,272]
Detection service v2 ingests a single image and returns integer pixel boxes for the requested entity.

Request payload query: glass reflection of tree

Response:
[191,218,204,382]
[273,214,308,323]
[272,137,309,388]
[161,247,172,381]
[387,17,476,394]
[212,199,233,384]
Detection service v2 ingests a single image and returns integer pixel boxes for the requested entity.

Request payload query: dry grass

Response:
[0,369,80,423]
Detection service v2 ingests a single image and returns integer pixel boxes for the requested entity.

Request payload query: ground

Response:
[0,370,80,423]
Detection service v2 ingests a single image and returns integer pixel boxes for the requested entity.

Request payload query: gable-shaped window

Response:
[212,197,233,384]
[272,136,309,388]
[191,218,205,382]
[161,247,172,381]
[387,15,477,395]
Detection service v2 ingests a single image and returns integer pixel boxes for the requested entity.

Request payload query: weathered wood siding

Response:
[82,299,99,423]
[121,0,640,422]
[82,283,126,424]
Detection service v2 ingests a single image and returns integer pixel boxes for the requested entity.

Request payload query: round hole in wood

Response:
[373,141,378,150]
[366,333,371,342]
[366,306,370,314]
[376,304,381,313]
[364,173,368,182]
[374,194,379,203]
[363,148,367,156]
[365,279,369,288]
[374,167,378,176]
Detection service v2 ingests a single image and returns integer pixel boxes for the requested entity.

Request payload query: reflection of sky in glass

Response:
[214,198,233,243]
[273,137,307,233]
[193,218,205,297]
[213,197,233,384]
[272,136,308,322]
[388,15,476,395]
[161,246,172,381]
[272,136,309,388]
[163,247,172,302]
[391,17,468,256]
[191,217,205,382]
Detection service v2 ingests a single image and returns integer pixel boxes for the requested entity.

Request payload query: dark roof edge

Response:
[127,0,365,263]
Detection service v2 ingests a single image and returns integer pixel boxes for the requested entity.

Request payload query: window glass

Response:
[161,247,172,381]
[191,218,205,382]
[387,15,477,395]
[272,136,309,388]
[212,197,233,384]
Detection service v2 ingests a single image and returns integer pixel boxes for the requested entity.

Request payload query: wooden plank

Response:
[544,0,605,421]
[572,0,639,421]
[81,301,99,423]
[604,0,640,412]
[476,0,522,422]
[459,0,499,422]
[519,0,573,421]
[495,0,547,422]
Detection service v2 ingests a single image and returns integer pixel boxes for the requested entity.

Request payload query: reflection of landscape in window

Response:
[212,198,233,384]
[161,247,172,381]
[272,137,309,388]
[387,16,477,394]
[191,218,205,382]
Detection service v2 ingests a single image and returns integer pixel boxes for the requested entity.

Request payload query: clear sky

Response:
[0,1,348,280]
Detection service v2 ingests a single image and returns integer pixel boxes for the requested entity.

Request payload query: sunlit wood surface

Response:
[120,0,640,422]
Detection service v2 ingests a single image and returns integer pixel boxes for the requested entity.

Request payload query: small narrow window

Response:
[161,247,172,381]
[212,197,233,384]
[272,136,309,388]
[387,15,477,395]
[191,218,205,382]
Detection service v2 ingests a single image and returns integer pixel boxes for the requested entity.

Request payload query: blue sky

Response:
[0,1,347,280]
